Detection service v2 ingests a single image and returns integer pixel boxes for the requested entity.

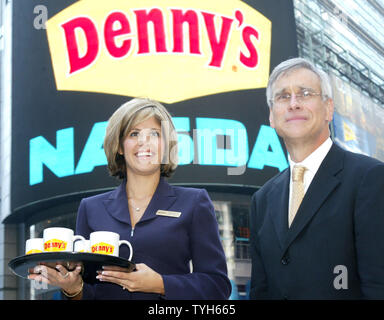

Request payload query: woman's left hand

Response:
[97,263,165,295]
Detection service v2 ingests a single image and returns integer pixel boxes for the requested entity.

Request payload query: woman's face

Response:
[119,116,165,177]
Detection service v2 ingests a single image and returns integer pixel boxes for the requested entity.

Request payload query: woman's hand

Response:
[97,263,165,295]
[28,262,83,298]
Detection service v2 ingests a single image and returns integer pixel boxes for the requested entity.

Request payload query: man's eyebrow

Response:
[273,88,288,96]
[274,86,315,96]
[297,86,316,91]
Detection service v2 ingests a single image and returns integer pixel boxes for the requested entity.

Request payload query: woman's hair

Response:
[104,98,178,179]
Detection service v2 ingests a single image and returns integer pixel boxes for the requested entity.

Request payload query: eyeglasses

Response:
[271,89,323,107]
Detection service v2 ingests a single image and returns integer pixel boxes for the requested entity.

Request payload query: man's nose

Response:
[288,93,300,109]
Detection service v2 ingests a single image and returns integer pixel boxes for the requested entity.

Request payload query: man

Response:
[249,57,384,299]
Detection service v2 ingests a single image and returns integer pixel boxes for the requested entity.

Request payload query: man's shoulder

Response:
[338,144,383,171]
[252,168,288,199]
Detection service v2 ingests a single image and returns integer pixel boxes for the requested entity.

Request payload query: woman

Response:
[29,98,231,300]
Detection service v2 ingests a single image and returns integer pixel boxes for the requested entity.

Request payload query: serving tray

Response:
[9,252,136,280]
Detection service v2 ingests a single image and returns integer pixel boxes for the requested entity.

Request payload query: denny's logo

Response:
[44,239,68,251]
[91,242,115,255]
[46,0,271,103]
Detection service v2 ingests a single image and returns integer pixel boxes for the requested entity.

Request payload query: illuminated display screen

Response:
[330,74,384,161]
[10,0,298,220]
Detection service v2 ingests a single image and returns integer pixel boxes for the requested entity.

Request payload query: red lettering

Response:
[134,8,167,54]
[59,8,262,74]
[171,9,200,54]
[240,26,259,68]
[201,12,233,67]
[104,12,132,58]
[61,17,99,74]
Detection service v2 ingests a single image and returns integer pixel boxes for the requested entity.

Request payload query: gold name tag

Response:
[156,210,182,218]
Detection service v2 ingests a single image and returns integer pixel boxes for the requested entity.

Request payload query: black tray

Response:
[8,252,136,279]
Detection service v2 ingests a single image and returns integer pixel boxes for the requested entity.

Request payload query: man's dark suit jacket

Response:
[71,177,231,300]
[250,143,384,299]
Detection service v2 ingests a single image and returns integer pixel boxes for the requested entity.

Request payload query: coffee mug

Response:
[43,227,86,252]
[25,238,44,255]
[74,240,91,253]
[90,231,133,260]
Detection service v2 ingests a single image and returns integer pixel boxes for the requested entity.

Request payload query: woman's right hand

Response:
[28,263,83,299]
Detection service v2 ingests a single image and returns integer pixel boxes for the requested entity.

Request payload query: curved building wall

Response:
[1,0,298,299]
[2,0,384,301]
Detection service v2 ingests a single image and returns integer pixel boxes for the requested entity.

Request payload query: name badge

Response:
[156,210,182,218]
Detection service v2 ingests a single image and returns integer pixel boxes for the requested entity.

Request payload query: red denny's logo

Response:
[46,0,271,103]
[91,242,115,255]
[44,239,68,251]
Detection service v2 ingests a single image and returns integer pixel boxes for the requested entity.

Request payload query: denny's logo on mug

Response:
[25,238,44,255]
[44,239,68,251]
[43,227,86,252]
[90,231,133,260]
[91,242,115,255]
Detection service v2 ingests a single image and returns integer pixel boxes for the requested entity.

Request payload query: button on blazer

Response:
[73,177,231,300]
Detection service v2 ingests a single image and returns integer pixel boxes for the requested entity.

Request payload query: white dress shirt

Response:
[288,137,333,214]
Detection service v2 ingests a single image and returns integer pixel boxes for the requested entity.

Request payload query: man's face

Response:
[269,68,334,146]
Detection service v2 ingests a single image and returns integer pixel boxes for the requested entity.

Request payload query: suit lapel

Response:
[103,182,131,225]
[283,144,344,252]
[268,169,290,250]
[103,177,177,225]
[140,177,177,223]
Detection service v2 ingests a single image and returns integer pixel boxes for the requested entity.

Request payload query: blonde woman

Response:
[30,98,231,300]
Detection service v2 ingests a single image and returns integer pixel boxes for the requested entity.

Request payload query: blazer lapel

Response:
[103,177,177,225]
[103,182,131,225]
[267,168,290,250]
[283,144,344,252]
[140,177,177,223]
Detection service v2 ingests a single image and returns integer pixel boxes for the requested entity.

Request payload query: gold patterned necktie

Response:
[289,165,307,227]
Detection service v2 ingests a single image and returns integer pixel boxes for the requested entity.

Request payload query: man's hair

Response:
[266,57,333,108]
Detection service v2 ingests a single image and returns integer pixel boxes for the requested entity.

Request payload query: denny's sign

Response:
[46,0,271,103]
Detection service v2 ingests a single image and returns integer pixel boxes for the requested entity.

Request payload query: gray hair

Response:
[266,57,333,108]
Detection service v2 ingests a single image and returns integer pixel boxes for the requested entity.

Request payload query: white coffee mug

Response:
[25,238,44,255]
[43,227,86,252]
[74,240,91,253]
[90,231,133,260]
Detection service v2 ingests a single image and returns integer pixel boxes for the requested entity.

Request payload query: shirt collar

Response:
[288,137,333,176]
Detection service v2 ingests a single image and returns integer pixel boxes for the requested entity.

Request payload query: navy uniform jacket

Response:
[250,143,384,299]
[74,177,231,300]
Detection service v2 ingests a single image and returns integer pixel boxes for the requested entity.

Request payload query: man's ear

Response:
[269,108,275,128]
[325,98,334,122]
